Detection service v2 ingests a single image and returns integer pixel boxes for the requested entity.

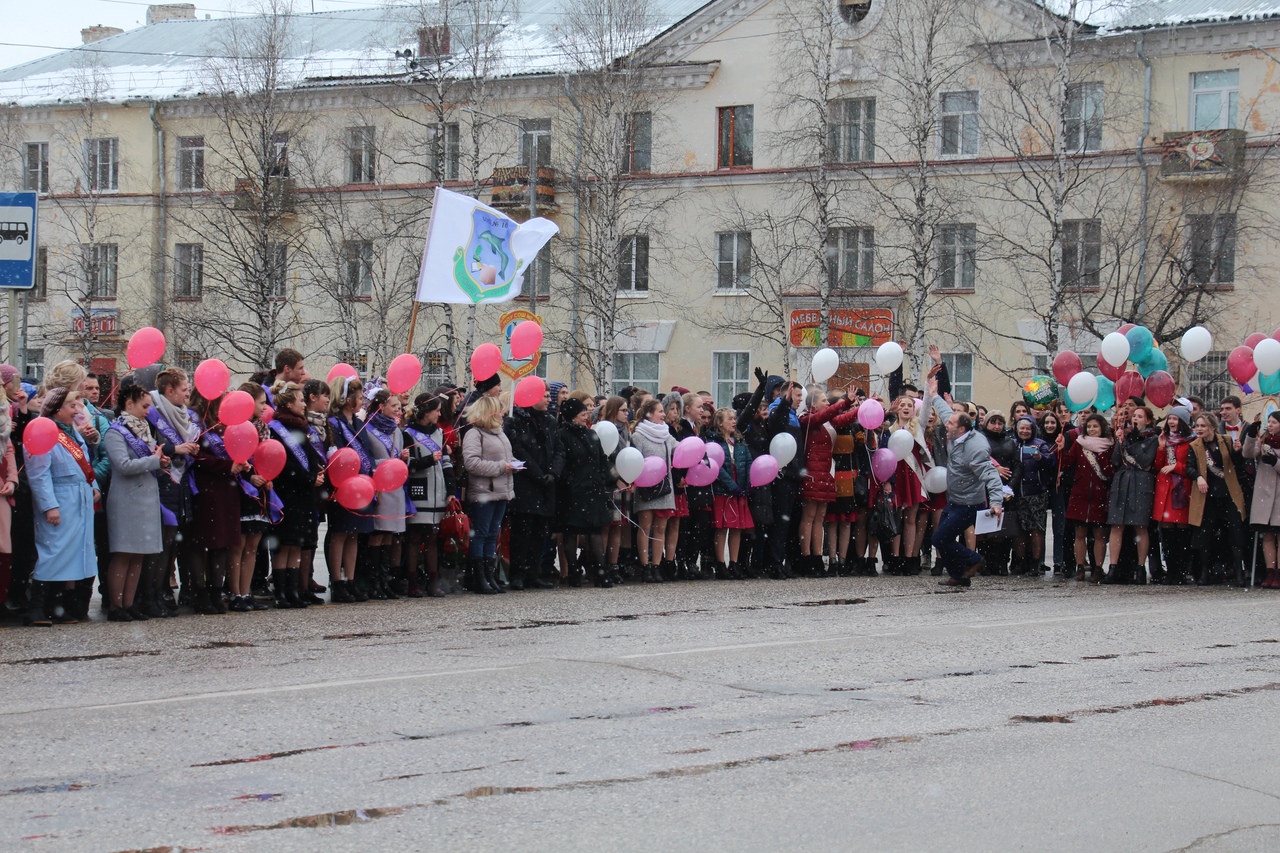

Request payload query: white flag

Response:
[415,187,559,304]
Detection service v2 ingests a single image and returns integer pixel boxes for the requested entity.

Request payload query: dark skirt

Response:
[328,501,376,535]
[275,481,319,549]
[191,479,242,551]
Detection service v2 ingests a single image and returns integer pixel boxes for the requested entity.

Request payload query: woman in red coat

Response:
[1061,413,1114,582]
[797,387,858,574]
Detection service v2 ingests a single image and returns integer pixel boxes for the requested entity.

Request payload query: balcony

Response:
[1160,129,1246,180]
[490,166,556,212]
[234,176,297,213]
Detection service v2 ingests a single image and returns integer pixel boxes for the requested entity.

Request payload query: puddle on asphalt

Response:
[190,641,255,650]
[193,744,355,767]
[1008,680,1280,725]
[1010,715,1073,723]
[322,629,412,640]
[5,651,162,666]
[376,774,424,783]
[476,620,581,631]
[1082,654,1119,660]
[3,782,89,796]
[233,793,284,802]
[792,599,869,607]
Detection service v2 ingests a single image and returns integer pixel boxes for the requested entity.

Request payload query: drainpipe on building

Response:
[563,74,584,390]
[1135,34,1153,318]
[150,102,167,331]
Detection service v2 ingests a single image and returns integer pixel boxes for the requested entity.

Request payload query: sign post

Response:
[0,192,39,365]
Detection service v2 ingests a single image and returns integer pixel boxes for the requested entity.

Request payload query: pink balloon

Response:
[672,436,706,468]
[252,438,286,481]
[857,399,885,431]
[194,359,231,399]
[387,353,423,395]
[634,456,669,488]
[1228,346,1257,386]
[219,390,255,426]
[224,421,260,464]
[870,448,897,482]
[471,343,503,382]
[261,406,274,424]
[327,447,360,487]
[126,326,166,370]
[1245,333,1267,350]
[336,475,375,510]
[23,416,59,456]
[1144,371,1176,408]
[327,362,359,383]
[684,458,720,487]
[372,458,409,492]
[749,454,779,488]
[704,440,726,468]
[510,321,544,360]
[513,375,546,408]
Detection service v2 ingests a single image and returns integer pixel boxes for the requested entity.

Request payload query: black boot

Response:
[24,581,52,627]
[379,548,400,600]
[285,569,309,608]
[483,558,505,594]
[365,546,388,600]
[1104,563,1129,585]
[593,559,613,588]
[330,579,354,603]
[274,573,290,608]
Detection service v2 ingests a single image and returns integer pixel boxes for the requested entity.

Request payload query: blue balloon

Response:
[1095,375,1116,412]
[1136,347,1168,378]
[1262,369,1280,396]
[1126,326,1155,362]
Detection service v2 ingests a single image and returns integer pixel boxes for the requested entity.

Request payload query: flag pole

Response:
[406,301,420,354]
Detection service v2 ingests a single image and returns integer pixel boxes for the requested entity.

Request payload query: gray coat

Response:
[1243,432,1280,526]
[630,427,677,512]
[1107,429,1159,527]
[103,426,164,555]
[367,422,406,533]
[462,426,515,503]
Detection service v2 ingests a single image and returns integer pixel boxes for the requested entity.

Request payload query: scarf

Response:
[634,418,671,445]
[121,413,156,449]
[148,390,197,481]
[1263,424,1280,452]
[367,412,399,456]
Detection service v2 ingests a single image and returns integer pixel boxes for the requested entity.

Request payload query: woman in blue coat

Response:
[25,387,101,626]
[709,407,754,578]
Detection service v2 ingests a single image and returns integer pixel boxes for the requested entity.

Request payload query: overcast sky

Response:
[2,0,371,68]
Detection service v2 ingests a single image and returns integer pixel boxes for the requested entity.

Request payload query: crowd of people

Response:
[1,341,1275,628]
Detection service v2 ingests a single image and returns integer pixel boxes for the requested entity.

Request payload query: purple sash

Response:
[110,421,177,526]
[329,416,373,474]
[205,431,285,524]
[404,426,441,455]
[148,405,199,495]
[368,422,416,518]
[306,424,327,462]
[269,420,311,473]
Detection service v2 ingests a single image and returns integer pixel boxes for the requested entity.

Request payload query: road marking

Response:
[617,632,904,659]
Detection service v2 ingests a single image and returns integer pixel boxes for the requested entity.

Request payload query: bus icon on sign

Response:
[0,222,29,244]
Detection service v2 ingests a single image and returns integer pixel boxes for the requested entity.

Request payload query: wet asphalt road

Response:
[2,574,1280,852]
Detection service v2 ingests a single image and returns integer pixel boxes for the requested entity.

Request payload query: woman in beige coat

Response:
[462,395,515,595]
[1243,411,1280,588]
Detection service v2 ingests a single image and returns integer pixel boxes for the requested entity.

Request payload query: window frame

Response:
[717,105,754,169]
[1187,212,1236,286]
[1191,70,1239,131]
[427,122,460,182]
[23,347,45,382]
[266,242,289,300]
[84,137,120,192]
[936,224,977,291]
[939,90,979,157]
[519,118,552,168]
[83,242,119,299]
[341,240,375,299]
[941,352,974,402]
[1064,83,1104,153]
[1188,351,1232,405]
[31,246,48,300]
[829,98,876,163]
[617,234,650,294]
[521,246,551,299]
[174,242,204,299]
[176,136,205,191]
[24,142,49,194]
[715,231,752,292]
[337,349,371,376]
[712,351,751,409]
[827,226,875,291]
[1061,219,1101,291]
[346,126,377,184]
[612,351,660,396]
[623,111,653,174]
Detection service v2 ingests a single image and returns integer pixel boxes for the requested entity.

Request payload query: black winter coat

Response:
[555,422,613,532]
[504,407,562,517]
[983,427,1023,492]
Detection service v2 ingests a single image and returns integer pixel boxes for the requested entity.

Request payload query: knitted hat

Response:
[984,409,1006,426]
[475,374,501,394]
[0,364,18,388]
[670,385,690,395]
[1169,406,1192,427]
[42,386,70,419]
[560,397,587,423]
[546,381,567,418]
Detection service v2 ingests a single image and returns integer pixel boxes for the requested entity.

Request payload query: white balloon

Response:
[876,341,904,375]
[769,432,797,468]
[887,428,915,461]
[811,347,839,383]
[1066,371,1099,406]
[1100,332,1131,367]
[923,466,949,494]
[615,446,644,484]
[1179,326,1213,363]
[593,420,619,455]
[1255,338,1280,375]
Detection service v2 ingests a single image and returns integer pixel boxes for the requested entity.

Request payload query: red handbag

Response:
[438,496,471,549]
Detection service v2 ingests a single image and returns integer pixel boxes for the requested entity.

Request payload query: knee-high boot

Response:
[379,546,400,600]
[24,580,52,627]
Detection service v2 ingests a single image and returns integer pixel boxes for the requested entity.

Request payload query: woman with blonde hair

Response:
[631,397,678,583]
[462,394,516,594]
[709,407,753,577]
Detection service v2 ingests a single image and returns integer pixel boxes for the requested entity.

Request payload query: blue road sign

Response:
[0,192,37,290]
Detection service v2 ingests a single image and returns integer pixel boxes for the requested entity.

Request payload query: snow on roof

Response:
[1091,0,1280,31]
[0,1,709,106]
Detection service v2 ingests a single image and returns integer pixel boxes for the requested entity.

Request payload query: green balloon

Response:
[1022,375,1058,410]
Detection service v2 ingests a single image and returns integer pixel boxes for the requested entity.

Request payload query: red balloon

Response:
[219,390,255,426]
[1052,351,1083,386]
[1117,323,1136,336]
[327,447,360,488]
[194,359,230,399]
[510,321,544,360]
[513,375,546,408]
[126,326,167,370]
[372,458,409,492]
[1115,371,1146,404]
[1271,327,1280,343]
[470,343,502,382]
[327,362,359,384]
[1245,333,1267,350]
[253,438,287,481]
[1228,345,1257,386]
[23,416,59,456]
[336,475,375,510]
[1144,371,1176,408]
[387,353,423,395]
[261,405,274,424]
[224,421,260,464]
[1096,352,1124,382]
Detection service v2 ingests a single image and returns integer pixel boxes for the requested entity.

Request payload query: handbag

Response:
[438,496,471,545]
[871,494,902,541]
[637,475,673,503]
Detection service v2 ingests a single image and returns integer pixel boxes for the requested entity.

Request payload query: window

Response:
[1192,70,1238,130]
[427,122,460,182]
[827,226,874,291]
[941,352,973,402]
[177,350,203,374]
[1062,219,1101,290]
[939,91,979,156]
[32,247,47,299]
[717,105,754,169]
[23,348,45,382]
[1188,351,1232,405]
[337,349,370,375]
[1188,213,1236,285]
[716,231,751,291]
[177,136,205,191]
[1065,83,1103,153]
[83,243,118,298]
[713,351,750,408]
[266,243,288,298]
[519,119,551,167]
[617,235,649,293]
[532,358,548,379]
[270,131,290,178]
[838,0,873,23]
[522,246,551,298]
[424,348,452,388]
[347,127,376,183]
[85,137,119,191]
[342,240,374,298]
[829,98,875,163]
[937,224,976,290]
[24,142,48,194]
[174,243,203,298]
[623,111,652,173]
[613,352,659,396]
